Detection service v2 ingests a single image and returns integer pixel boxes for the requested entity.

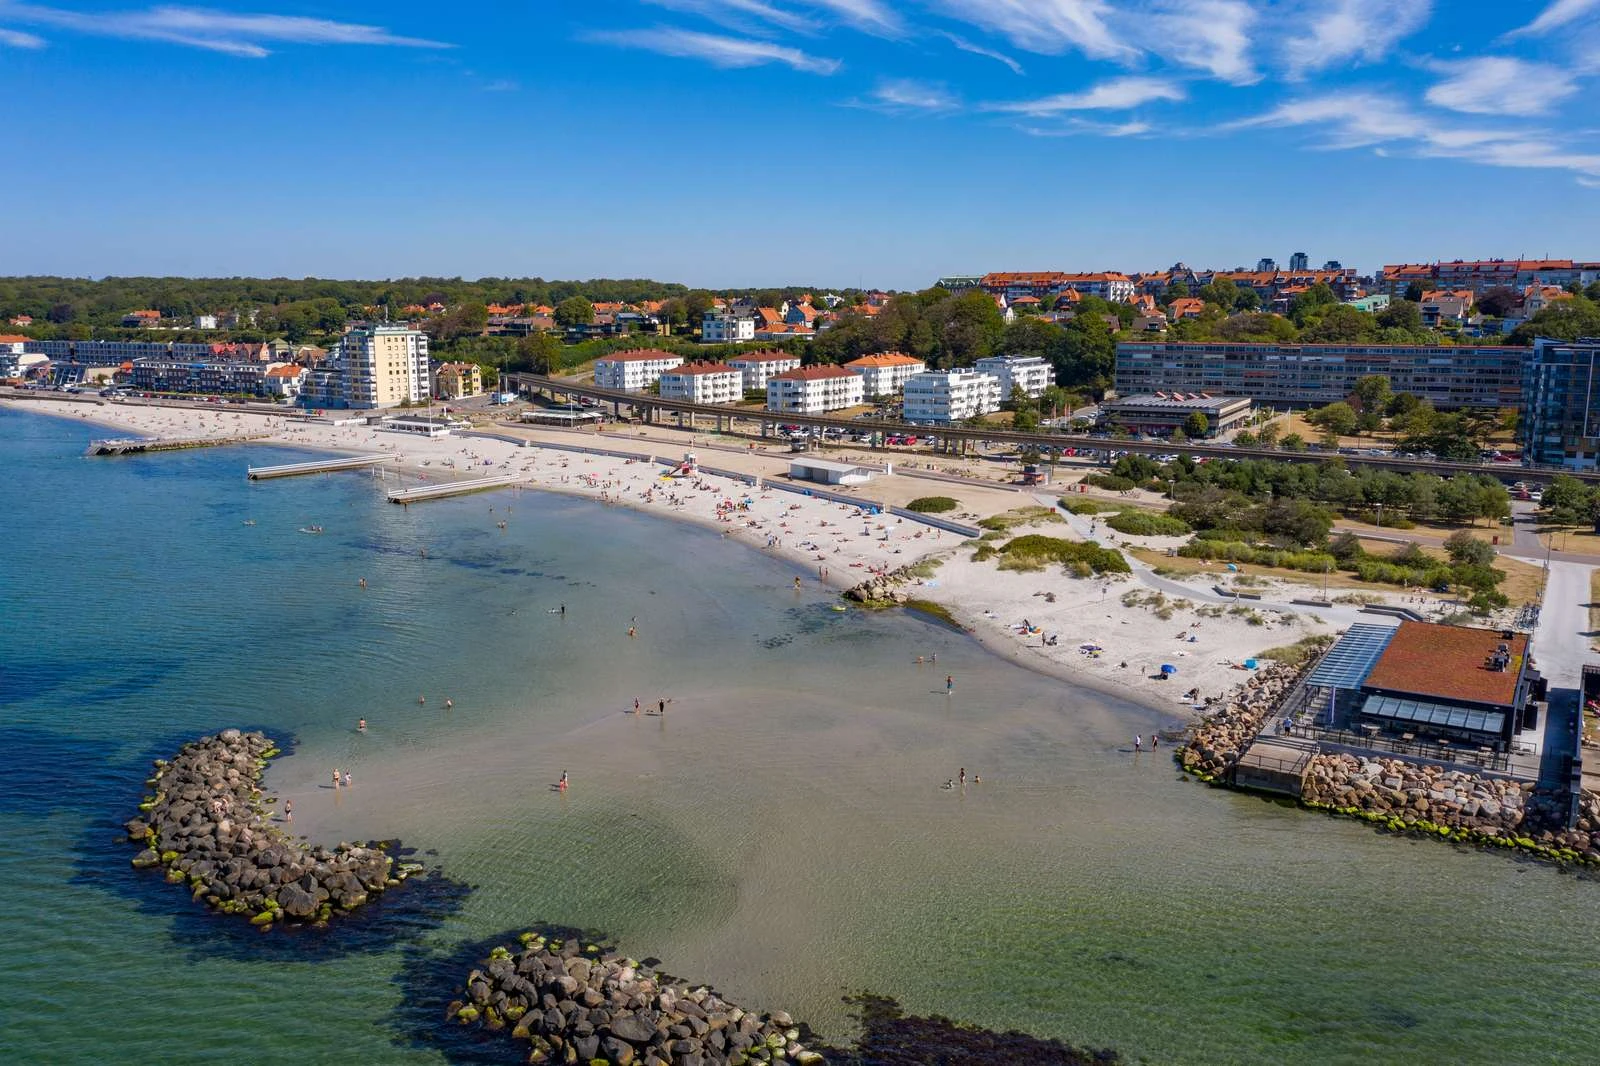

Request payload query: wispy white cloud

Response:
[1019,117,1153,138]
[860,76,959,113]
[642,0,812,36]
[1507,0,1600,38]
[0,4,450,57]
[988,76,1185,116]
[809,0,900,35]
[1140,0,1259,85]
[0,25,45,47]
[482,78,520,93]
[929,0,1134,61]
[1425,56,1577,117]
[1282,0,1432,77]
[1229,89,1600,182]
[939,30,1024,75]
[588,27,841,74]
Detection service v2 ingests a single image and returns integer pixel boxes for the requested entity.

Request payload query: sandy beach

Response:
[10,395,1360,711]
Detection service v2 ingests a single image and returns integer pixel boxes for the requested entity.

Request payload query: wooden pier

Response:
[86,434,271,456]
[247,454,392,480]
[387,475,522,505]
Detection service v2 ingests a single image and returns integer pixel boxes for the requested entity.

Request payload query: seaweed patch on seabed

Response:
[67,728,473,964]
[818,993,1121,1066]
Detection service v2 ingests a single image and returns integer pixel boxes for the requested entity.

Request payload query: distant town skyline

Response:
[3,1,1598,287]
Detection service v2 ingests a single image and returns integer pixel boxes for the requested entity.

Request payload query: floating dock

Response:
[247,454,392,480]
[87,434,271,456]
[387,475,522,504]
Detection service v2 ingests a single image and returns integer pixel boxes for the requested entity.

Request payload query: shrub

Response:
[1258,635,1336,666]
[906,496,958,514]
[996,535,1131,575]
[1104,510,1191,536]
[1063,499,1104,515]
[1085,474,1135,492]
[1178,539,1337,574]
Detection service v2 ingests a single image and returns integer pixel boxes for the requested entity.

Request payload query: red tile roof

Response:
[662,361,738,376]
[1363,621,1528,707]
[0,334,29,343]
[771,365,857,382]
[844,352,924,368]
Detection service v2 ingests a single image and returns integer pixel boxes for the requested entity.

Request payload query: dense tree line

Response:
[0,276,845,334]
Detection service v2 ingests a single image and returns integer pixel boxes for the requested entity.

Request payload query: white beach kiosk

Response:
[787,456,876,486]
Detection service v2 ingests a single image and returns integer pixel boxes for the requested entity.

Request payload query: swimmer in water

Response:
[445,698,453,709]
[357,718,366,732]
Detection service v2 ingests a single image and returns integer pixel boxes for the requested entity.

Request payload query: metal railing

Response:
[1307,727,1510,772]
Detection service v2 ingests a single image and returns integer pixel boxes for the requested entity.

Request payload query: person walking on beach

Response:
[633,698,640,714]
[658,697,665,714]
[332,768,341,789]
[1134,735,1142,753]
[1151,733,1159,749]
[946,675,954,694]
[959,767,966,786]
[343,770,352,788]
[560,602,566,616]
[558,771,568,792]
[284,800,293,822]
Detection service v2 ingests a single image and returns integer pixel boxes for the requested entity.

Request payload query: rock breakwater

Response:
[843,565,915,606]
[1176,664,1299,781]
[1303,755,1600,864]
[124,729,417,928]
[448,930,823,1065]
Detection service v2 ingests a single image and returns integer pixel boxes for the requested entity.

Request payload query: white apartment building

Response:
[765,365,865,415]
[727,350,801,392]
[657,361,743,404]
[843,352,927,398]
[341,324,429,408]
[592,349,684,391]
[975,355,1054,399]
[902,369,1001,424]
[701,310,755,344]
[194,314,219,330]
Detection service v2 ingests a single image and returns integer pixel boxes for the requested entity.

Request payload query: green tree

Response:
[1307,401,1359,437]
[1404,281,1424,303]
[1279,432,1307,452]
[1477,286,1520,318]
[1183,411,1210,438]
[1197,278,1238,309]
[1510,296,1600,344]
[1233,287,1262,312]
[1539,475,1596,526]
[554,297,595,328]
[1301,305,1378,343]
[516,332,563,373]
[1444,530,1496,568]
[1376,300,1424,332]
[1010,386,1041,431]
[1352,374,1393,415]
[1164,281,1190,302]
[1288,282,1338,325]
[1054,313,1116,394]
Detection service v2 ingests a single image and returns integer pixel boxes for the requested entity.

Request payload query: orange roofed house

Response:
[765,364,865,415]
[1300,620,1540,755]
[592,349,683,391]
[843,351,926,398]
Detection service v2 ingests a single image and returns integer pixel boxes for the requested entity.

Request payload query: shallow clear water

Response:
[1,405,1597,1066]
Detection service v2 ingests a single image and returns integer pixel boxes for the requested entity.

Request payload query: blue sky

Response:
[2,0,1599,288]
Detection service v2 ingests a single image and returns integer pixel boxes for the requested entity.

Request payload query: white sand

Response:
[10,396,1344,714]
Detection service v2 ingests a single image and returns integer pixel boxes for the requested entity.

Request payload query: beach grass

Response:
[977,506,1063,533]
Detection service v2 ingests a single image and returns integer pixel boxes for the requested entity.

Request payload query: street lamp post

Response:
[1375,503,1384,529]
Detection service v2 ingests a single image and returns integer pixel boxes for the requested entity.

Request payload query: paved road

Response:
[1533,561,1595,688]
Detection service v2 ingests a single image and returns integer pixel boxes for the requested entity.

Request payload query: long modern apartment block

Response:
[1115,341,1526,410]
[1522,338,1600,470]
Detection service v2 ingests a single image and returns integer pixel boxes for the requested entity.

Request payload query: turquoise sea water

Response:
[2,404,1598,1066]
